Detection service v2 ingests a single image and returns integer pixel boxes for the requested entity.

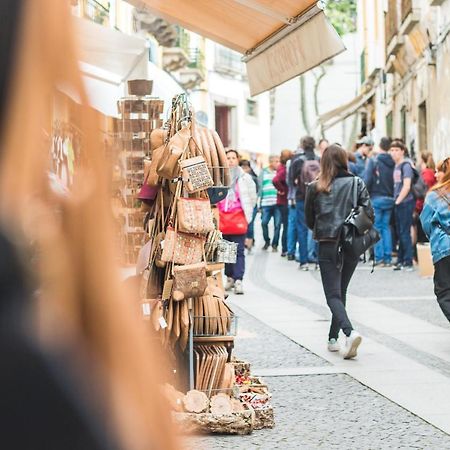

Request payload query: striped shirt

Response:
[259,167,278,207]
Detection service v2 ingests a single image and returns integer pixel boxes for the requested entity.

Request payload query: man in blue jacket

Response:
[364,137,395,266]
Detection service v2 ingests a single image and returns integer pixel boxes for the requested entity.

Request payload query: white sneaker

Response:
[225,277,235,291]
[343,331,362,360]
[234,280,244,295]
[327,338,340,352]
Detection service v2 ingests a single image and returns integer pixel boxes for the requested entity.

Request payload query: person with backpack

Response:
[364,137,395,266]
[305,145,374,359]
[390,140,416,271]
[349,136,373,177]
[420,157,450,323]
[288,136,320,270]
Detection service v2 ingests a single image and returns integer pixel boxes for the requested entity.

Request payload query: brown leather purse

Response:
[177,197,214,234]
[172,262,207,300]
[157,126,191,180]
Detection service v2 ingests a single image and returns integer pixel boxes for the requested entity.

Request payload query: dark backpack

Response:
[401,161,428,200]
[298,156,320,192]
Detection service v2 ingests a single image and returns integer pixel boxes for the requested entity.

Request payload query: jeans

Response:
[372,196,395,263]
[307,230,318,263]
[296,200,308,264]
[261,205,282,247]
[394,199,415,266]
[278,204,289,253]
[434,255,450,323]
[223,233,246,281]
[246,206,258,241]
[287,204,298,256]
[318,241,359,340]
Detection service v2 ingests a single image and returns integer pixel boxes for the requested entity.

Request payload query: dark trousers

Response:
[434,255,450,323]
[278,204,289,253]
[223,233,246,281]
[318,241,359,340]
[394,199,415,266]
[295,200,309,264]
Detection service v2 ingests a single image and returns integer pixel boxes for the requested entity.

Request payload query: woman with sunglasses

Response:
[420,157,450,324]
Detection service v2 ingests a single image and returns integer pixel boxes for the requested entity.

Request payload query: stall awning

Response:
[318,90,375,131]
[126,0,345,96]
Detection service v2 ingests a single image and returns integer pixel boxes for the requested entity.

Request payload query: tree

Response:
[299,0,357,139]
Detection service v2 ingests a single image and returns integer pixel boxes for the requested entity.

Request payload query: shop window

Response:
[246,99,258,118]
[418,101,428,152]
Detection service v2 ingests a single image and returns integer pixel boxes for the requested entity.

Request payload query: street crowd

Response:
[218,138,450,359]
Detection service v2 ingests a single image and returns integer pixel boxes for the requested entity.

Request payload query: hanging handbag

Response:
[157,126,191,180]
[215,239,238,263]
[340,178,379,259]
[207,186,229,205]
[160,226,205,265]
[219,209,248,235]
[172,262,208,300]
[177,197,215,234]
[180,154,214,193]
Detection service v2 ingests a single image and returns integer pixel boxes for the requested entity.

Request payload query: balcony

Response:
[133,9,178,47]
[400,0,420,35]
[178,49,205,90]
[162,27,190,72]
[214,46,245,76]
[83,0,109,27]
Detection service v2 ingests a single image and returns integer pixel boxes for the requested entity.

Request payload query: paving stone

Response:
[185,374,450,449]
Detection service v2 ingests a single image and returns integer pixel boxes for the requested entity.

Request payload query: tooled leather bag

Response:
[177,196,215,234]
[160,226,205,265]
[172,262,208,299]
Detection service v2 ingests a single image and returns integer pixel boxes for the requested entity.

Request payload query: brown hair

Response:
[300,135,316,152]
[390,140,409,157]
[280,149,293,164]
[316,144,349,192]
[0,1,177,449]
[421,152,435,170]
[226,148,240,159]
[432,157,450,193]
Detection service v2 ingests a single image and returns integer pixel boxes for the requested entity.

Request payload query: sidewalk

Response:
[185,245,450,449]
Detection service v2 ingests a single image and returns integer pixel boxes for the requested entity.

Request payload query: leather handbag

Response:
[160,226,205,265]
[207,186,229,205]
[157,126,191,180]
[177,197,215,234]
[180,153,214,193]
[173,262,208,300]
[219,209,248,235]
[341,178,379,258]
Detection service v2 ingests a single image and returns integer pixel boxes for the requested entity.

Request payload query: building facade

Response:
[360,0,450,161]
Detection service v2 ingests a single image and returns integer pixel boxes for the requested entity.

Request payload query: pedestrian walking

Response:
[272,150,293,257]
[286,149,300,261]
[239,159,259,252]
[420,157,450,324]
[289,136,320,270]
[349,136,373,177]
[305,145,374,359]
[390,140,415,271]
[259,155,281,251]
[219,150,257,295]
[364,137,395,266]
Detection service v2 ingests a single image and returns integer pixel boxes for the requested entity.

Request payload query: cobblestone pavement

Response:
[230,304,328,371]
[184,307,450,449]
[251,254,450,378]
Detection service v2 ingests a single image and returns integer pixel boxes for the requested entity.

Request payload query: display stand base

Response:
[173,405,255,435]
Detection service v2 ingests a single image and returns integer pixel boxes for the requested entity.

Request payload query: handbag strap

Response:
[352,177,358,209]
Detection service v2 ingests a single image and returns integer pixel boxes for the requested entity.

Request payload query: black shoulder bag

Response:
[340,178,380,260]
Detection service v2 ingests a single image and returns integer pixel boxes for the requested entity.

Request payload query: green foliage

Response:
[325,0,357,36]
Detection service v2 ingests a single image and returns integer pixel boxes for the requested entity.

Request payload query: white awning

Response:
[126,0,345,96]
[318,90,375,131]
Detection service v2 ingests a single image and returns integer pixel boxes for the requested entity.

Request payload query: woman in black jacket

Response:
[305,145,374,359]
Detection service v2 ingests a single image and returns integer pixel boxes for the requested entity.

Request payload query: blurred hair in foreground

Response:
[0,0,178,449]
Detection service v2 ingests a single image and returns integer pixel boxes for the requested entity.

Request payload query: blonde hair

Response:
[0,1,177,449]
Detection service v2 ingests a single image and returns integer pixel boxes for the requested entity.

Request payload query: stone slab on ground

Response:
[184,374,450,450]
